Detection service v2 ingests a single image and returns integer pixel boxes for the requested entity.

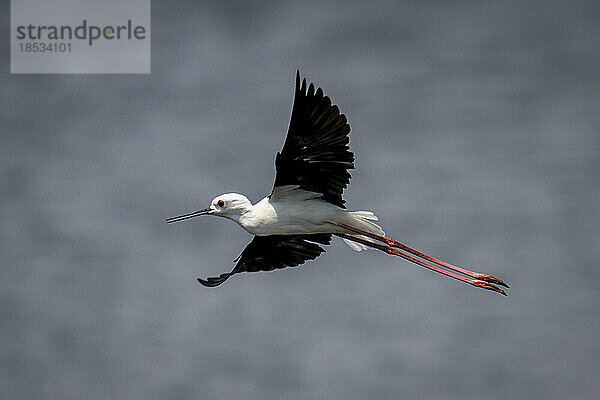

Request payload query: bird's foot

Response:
[471,280,507,296]
[471,273,509,288]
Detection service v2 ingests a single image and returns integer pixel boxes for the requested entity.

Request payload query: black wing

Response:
[272,71,354,208]
[197,234,331,287]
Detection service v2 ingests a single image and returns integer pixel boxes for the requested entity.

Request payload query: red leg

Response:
[337,233,506,295]
[338,223,508,288]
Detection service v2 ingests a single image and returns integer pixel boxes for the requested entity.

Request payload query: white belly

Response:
[238,196,343,236]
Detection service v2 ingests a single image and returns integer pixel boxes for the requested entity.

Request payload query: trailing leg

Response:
[336,233,507,296]
[338,223,508,288]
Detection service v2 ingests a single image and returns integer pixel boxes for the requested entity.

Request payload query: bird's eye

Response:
[217,200,225,207]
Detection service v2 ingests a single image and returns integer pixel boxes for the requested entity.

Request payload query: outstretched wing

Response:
[272,71,354,208]
[197,234,331,287]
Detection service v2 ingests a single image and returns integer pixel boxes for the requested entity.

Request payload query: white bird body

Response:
[239,196,342,236]
[210,186,384,241]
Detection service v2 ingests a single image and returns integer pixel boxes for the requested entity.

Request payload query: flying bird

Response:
[167,71,508,295]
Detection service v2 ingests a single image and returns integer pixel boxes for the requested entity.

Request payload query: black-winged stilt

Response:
[167,71,508,295]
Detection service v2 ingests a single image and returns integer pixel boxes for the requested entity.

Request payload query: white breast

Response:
[237,196,342,236]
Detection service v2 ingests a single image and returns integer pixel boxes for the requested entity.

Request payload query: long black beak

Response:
[166,208,213,223]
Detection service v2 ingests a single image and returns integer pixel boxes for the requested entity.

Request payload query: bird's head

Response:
[166,193,252,224]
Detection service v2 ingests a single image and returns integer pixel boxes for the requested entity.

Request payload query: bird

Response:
[167,71,509,295]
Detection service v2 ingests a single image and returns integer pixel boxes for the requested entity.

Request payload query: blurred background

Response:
[2,1,599,399]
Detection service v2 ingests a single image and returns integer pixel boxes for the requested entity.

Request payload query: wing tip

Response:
[294,69,309,96]
[197,273,232,287]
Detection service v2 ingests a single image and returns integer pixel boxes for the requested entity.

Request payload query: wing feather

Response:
[197,234,332,287]
[272,71,354,208]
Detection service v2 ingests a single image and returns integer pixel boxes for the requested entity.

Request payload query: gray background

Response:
[2,1,599,399]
